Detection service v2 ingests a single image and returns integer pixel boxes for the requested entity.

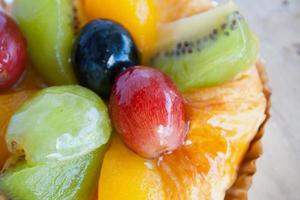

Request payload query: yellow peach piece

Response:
[84,0,158,63]
[98,136,165,200]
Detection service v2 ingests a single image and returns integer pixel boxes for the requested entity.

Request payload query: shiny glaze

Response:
[72,19,139,99]
[84,0,158,63]
[0,11,27,89]
[157,67,267,200]
[12,0,77,85]
[0,90,36,167]
[0,85,111,200]
[0,66,45,94]
[109,67,187,158]
[99,66,267,200]
[0,66,44,167]
[0,148,103,200]
[0,67,103,200]
[1,1,267,199]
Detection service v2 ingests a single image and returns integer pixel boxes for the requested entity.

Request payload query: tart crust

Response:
[225,61,271,200]
[0,0,271,198]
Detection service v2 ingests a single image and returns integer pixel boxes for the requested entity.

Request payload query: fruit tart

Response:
[0,0,270,200]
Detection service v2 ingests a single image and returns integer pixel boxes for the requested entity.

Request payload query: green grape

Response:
[0,86,112,200]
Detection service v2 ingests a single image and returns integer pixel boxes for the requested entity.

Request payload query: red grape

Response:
[109,66,187,158]
[0,11,27,89]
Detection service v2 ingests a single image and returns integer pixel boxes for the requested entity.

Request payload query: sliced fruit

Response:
[0,148,102,200]
[6,85,111,163]
[0,86,111,200]
[109,67,187,158]
[12,0,77,85]
[0,66,44,168]
[0,11,27,89]
[72,19,139,99]
[0,90,36,168]
[99,66,267,199]
[154,0,215,23]
[98,136,165,200]
[151,2,259,92]
[83,0,157,63]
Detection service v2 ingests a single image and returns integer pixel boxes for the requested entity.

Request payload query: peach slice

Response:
[98,136,165,200]
[98,67,266,200]
[83,0,158,63]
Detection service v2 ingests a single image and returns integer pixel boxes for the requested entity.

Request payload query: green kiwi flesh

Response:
[151,2,259,92]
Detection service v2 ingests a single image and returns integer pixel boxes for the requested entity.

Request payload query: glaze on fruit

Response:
[152,2,259,92]
[0,86,112,200]
[0,11,27,89]
[72,19,139,99]
[109,66,187,158]
[12,0,77,85]
[83,0,157,63]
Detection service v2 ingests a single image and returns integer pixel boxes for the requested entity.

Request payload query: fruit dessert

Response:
[0,0,270,200]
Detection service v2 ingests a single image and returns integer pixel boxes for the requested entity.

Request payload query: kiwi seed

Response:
[153,11,245,60]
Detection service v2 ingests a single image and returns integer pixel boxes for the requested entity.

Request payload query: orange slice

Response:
[83,0,158,63]
[98,66,266,200]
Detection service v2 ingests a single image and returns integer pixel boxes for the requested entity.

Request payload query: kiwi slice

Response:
[0,86,111,200]
[151,2,259,92]
[12,0,80,85]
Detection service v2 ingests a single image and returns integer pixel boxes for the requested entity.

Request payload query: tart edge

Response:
[0,0,271,198]
[225,61,271,200]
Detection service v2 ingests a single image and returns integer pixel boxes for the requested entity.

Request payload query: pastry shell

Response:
[0,0,271,198]
[225,62,271,200]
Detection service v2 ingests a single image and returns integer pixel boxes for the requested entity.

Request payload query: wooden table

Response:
[235,0,300,199]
